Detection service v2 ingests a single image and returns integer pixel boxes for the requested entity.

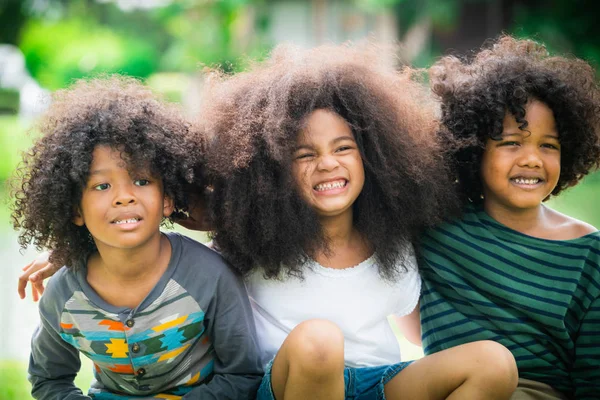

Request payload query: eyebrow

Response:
[501,132,559,139]
[89,169,110,176]
[294,135,356,151]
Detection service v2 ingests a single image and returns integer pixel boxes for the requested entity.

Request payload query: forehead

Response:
[89,145,126,167]
[503,100,557,133]
[89,145,152,175]
[297,109,354,144]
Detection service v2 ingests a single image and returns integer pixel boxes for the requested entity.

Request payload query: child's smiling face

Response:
[480,100,561,214]
[292,109,365,220]
[73,145,174,253]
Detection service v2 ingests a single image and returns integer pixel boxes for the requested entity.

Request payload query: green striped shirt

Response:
[419,205,600,399]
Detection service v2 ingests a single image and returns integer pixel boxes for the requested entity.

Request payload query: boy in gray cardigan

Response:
[12,77,262,399]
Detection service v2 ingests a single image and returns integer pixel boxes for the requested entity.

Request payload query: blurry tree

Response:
[353,0,599,68]
[17,0,167,89]
[2,0,598,90]
[0,0,27,45]
[155,0,270,73]
[512,0,600,66]
[3,0,271,89]
[20,18,158,89]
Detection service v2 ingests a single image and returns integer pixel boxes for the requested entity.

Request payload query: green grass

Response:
[0,358,93,400]
[0,361,31,400]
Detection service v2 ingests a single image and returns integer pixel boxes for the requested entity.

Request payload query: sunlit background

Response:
[1,1,598,398]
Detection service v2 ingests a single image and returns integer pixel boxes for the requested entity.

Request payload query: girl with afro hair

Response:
[419,35,600,399]
[200,43,517,400]
[11,76,263,399]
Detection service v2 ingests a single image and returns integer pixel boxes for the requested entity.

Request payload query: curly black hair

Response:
[11,76,204,269]
[430,35,600,204]
[201,43,459,280]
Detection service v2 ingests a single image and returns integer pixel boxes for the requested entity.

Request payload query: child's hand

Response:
[18,252,57,301]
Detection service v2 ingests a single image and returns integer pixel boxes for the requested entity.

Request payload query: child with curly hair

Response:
[11,77,262,399]
[419,36,600,399]
[200,43,517,400]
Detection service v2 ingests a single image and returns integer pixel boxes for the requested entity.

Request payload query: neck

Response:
[484,202,547,235]
[316,211,372,269]
[320,212,355,248]
[90,233,170,283]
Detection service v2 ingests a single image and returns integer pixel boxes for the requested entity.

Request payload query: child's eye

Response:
[93,183,110,191]
[499,141,520,147]
[295,153,314,160]
[541,143,560,150]
[336,146,353,152]
[134,179,150,186]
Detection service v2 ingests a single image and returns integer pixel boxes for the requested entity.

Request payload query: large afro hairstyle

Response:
[201,42,460,280]
[11,76,204,269]
[430,35,600,204]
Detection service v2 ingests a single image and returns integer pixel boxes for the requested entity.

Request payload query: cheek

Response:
[292,165,311,192]
[479,154,494,184]
[547,156,561,182]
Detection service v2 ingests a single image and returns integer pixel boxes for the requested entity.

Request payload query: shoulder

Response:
[167,231,241,281]
[39,266,79,320]
[546,208,598,240]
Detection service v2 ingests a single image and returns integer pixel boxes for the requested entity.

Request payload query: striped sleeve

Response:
[573,295,600,399]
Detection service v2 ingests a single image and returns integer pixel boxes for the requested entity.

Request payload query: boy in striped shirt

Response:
[420,36,600,399]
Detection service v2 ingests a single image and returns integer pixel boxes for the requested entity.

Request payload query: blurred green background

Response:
[1,0,599,399]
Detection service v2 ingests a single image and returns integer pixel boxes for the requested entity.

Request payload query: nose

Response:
[113,183,136,206]
[517,145,542,168]
[317,154,339,171]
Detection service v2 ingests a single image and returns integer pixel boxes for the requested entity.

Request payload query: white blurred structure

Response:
[0,44,50,119]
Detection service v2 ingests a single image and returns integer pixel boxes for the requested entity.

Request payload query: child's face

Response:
[480,100,561,213]
[73,145,174,253]
[292,109,365,220]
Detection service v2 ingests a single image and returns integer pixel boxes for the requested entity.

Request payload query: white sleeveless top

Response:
[245,249,421,368]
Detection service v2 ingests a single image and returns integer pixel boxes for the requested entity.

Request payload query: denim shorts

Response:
[256,359,413,400]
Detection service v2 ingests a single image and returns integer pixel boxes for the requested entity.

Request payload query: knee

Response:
[285,319,345,379]
[472,340,518,392]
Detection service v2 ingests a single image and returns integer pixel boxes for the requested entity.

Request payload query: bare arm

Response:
[393,302,422,346]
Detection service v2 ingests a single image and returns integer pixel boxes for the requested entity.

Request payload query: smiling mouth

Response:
[112,218,141,225]
[314,180,347,192]
[511,177,543,185]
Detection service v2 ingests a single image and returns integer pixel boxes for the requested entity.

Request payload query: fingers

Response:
[18,261,36,299]
[17,251,52,301]
[30,272,47,302]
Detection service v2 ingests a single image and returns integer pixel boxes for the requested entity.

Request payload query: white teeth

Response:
[513,178,540,185]
[314,180,346,191]
[114,218,139,225]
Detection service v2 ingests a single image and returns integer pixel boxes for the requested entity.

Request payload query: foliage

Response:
[511,0,600,67]
[20,18,158,90]
[5,0,272,89]
[0,89,19,114]
[0,116,33,183]
[0,0,27,45]
[154,0,270,73]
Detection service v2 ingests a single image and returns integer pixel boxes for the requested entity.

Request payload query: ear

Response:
[163,195,175,218]
[73,207,85,226]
